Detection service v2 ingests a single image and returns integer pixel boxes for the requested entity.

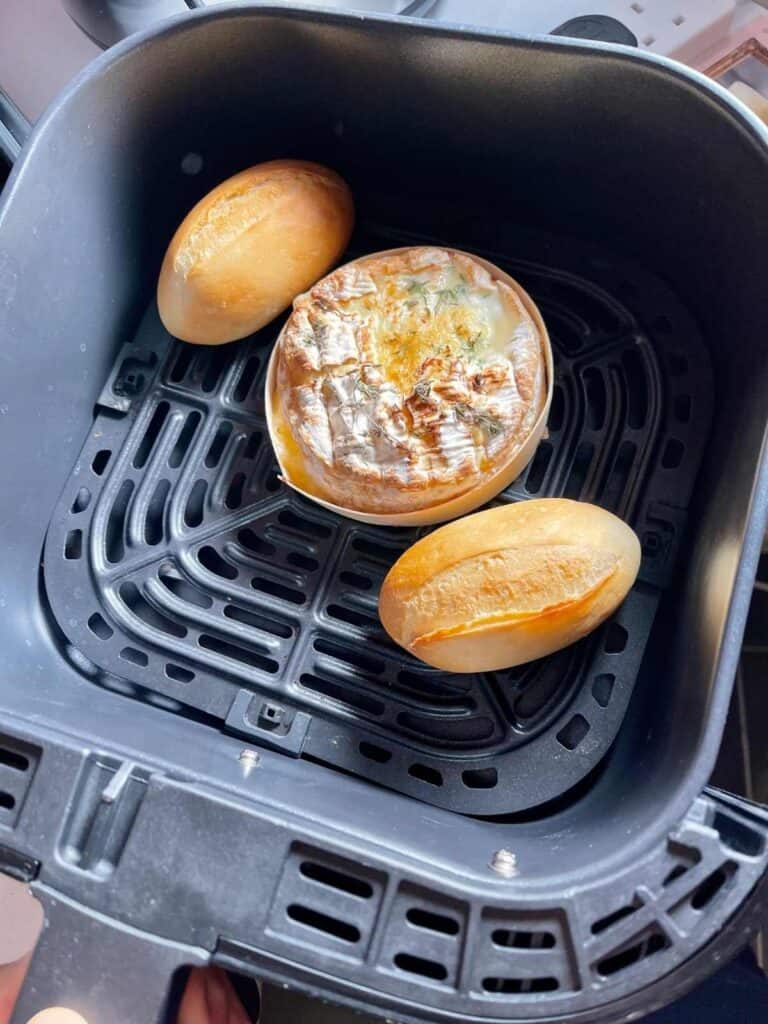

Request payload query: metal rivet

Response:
[490,849,518,877]
[239,748,261,775]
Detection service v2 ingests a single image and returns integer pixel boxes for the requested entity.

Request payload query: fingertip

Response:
[26,1009,88,1024]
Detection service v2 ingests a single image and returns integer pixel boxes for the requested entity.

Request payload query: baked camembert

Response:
[271,247,548,515]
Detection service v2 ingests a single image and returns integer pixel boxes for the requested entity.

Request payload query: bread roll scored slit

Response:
[379,499,641,672]
[265,247,553,526]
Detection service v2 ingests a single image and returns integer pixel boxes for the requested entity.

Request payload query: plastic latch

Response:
[96,342,169,413]
[224,690,311,756]
[0,843,39,883]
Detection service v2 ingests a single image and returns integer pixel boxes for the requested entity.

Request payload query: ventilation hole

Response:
[564,442,594,499]
[106,479,134,564]
[120,582,187,638]
[64,529,82,560]
[408,763,443,787]
[604,622,628,653]
[313,637,385,675]
[621,348,648,429]
[278,509,332,539]
[514,647,574,720]
[556,713,589,750]
[198,634,279,673]
[399,711,494,744]
[713,811,765,857]
[462,767,498,789]
[223,603,293,638]
[198,545,238,580]
[286,904,360,944]
[300,673,385,715]
[237,528,276,558]
[185,479,207,528]
[225,472,247,510]
[492,929,556,949]
[299,862,373,899]
[0,792,16,811]
[244,432,261,460]
[548,385,565,432]
[133,401,170,469]
[169,411,201,468]
[340,570,372,591]
[252,577,304,605]
[91,449,112,476]
[662,438,685,469]
[663,864,689,887]
[672,14,685,25]
[394,953,447,982]
[144,478,170,545]
[591,901,640,935]
[407,908,459,936]
[359,741,392,764]
[287,551,319,571]
[691,865,732,910]
[351,536,401,564]
[602,440,637,513]
[597,929,668,977]
[205,421,233,468]
[673,394,691,423]
[201,348,229,393]
[583,368,606,431]
[71,487,92,513]
[120,646,148,667]
[327,603,377,630]
[170,346,195,383]
[87,612,113,640]
[233,356,261,403]
[525,440,552,494]
[642,34,655,46]
[265,471,281,493]
[592,673,615,708]
[668,352,688,375]
[165,663,195,683]
[482,977,558,994]
[0,749,29,772]
[159,570,213,609]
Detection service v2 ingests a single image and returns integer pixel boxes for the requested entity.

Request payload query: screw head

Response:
[490,849,518,877]
[239,748,261,774]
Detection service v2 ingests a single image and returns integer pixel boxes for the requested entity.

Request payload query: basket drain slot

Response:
[300,861,374,900]
[286,904,360,944]
[595,927,669,978]
[406,908,460,936]
[482,976,558,994]
[394,952,448,982]
[492,928,555,949]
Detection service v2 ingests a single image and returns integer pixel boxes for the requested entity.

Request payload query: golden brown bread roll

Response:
[157,159,354,345]
[266,246,552,525]
[379,499,641,672]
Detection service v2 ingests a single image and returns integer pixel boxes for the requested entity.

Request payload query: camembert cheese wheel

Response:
[269,247,550,518]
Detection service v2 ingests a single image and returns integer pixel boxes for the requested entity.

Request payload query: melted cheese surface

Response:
[274,247,546,514]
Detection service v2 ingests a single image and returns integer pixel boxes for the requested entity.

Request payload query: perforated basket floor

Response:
[43,226,713,815]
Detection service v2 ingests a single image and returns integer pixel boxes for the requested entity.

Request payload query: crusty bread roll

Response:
[157,159,354,345]
[267,246,551,525]
[379,499,641,672]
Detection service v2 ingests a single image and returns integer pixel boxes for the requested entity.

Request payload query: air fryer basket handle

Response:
[10,887,205,1024]
[0,90,31,166]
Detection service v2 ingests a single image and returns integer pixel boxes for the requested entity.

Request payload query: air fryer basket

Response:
[1,8,768,1024]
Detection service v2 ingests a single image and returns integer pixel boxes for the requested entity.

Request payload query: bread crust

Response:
[379,499,641,671]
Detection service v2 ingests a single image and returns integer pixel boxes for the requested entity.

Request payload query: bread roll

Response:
[267,246,551,524]
[379,499,640,672]
[157,159,354,345]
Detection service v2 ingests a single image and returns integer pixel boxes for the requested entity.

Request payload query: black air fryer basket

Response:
[1,8,768,1024]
